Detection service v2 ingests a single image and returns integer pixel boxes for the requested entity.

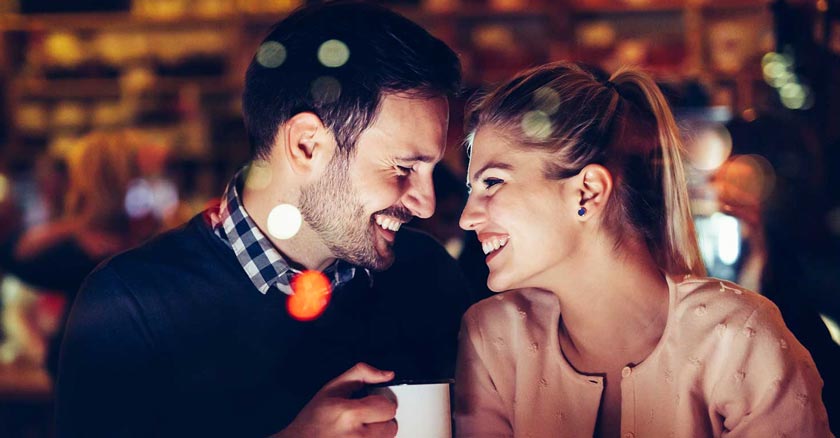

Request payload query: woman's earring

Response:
[577,207,587,217]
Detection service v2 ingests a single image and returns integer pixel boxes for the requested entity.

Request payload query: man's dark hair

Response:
[243,1,461,160]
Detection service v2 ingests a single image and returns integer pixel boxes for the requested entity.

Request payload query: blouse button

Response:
[622,366,632,378]
[624,432,635,438]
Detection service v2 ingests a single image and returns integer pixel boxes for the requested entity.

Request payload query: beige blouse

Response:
[454,275,833,437]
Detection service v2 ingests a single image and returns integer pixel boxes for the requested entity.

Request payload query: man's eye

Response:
[396,165,413,175]
[483,178,503,189]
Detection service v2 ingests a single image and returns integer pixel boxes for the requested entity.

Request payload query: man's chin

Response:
[338,243,394,271]
[358,244,394,271]
[367,253,394,271]
[366,225,396,270]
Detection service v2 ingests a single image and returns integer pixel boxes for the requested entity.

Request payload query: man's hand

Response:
[273,362,398,438]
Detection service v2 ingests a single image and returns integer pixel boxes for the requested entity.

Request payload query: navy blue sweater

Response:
[57,213,473,438]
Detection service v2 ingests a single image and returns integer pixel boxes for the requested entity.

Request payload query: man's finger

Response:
[323,362,394,395]
[349,394,397,424]
[361,419,398,438]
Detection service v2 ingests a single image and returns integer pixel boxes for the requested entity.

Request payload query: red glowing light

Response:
[288,270,332,321]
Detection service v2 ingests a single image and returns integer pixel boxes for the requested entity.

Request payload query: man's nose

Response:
[403,173,436,219]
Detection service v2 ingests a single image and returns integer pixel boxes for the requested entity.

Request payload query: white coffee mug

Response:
[368,379,452,438]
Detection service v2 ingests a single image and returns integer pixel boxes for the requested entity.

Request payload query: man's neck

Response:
[241,185,336,272]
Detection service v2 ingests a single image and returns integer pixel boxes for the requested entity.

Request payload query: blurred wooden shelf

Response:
[14,76,240,99]
[0,1,779,167]
[0,11,280,31]
[572,0,770,13]
[572,0,686,14]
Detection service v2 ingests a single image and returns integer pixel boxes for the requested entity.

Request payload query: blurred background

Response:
[0,0,838,436]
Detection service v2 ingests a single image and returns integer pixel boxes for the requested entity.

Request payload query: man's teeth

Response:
[375,216,402,232]
[481,237,508,255]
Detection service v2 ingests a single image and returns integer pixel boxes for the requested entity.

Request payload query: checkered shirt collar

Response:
[212,170,368,295]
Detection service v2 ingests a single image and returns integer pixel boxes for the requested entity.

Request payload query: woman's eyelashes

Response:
[465,177,501,195]
[483,177,504,189]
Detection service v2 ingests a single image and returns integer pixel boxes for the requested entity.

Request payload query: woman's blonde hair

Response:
[64,130,141,233]
[467,62,705,276]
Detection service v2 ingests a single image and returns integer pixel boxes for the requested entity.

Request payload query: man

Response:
[56,2,471,437]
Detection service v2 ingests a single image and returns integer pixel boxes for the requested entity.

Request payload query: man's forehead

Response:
[363,102,448,161]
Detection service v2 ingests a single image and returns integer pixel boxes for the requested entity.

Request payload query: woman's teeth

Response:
[375,215,402,232]
[481,237,508,255]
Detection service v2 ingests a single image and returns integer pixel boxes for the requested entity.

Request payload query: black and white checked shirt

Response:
[211,170,368,295]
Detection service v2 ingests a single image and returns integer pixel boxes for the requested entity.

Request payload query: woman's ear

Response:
[574,164,613,220]
[280,112,337,178]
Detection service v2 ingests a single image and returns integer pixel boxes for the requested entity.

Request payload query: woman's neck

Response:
[547,238,670,365]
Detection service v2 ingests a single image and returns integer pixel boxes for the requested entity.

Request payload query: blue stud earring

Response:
[577,207,587,216]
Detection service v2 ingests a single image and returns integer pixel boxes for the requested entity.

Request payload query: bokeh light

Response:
[762,61,785,82]
[267,203,302,240]
[718,154,776,204]
[125,179,155,218]
[256,41,287,68]
[0,173,9,203]
[45,33,85,67]
[317,39,350,68]
[576,21,616,49]
[151,179,179,219]
[761,51,813,110]
[124,178,179,220]
[310,76,342,104]
[761,52,794,87]
[685,123,733,171]
[780,83,812,110]
[712,212,740,265]
[245,160,273,190]
[767,71,794,89]
[521,110,552,141]
[288,270,332,321]
[532,86,561,115]
[761,52,780,66]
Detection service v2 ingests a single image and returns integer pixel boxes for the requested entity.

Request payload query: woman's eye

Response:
[396,165,413,176]
[483,178,503,189]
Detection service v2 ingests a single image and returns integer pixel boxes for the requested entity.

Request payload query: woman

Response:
[0,130,159,379]
[454,62,831,437]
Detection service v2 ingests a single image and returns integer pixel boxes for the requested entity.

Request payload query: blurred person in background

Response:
[454,62,831,437]
[710,114,840,432]
[0,129,161,379]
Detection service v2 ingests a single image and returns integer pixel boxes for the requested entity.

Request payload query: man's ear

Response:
[574,164,613,220]
[280,112,337,177]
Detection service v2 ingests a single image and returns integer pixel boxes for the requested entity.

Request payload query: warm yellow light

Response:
[245,160,273,190]
[267,204,303,240]
[318,40,350,68]
[310,76,342,104]
[521,111,552,141]
[533,87,561,116]
[288,270,332,321]
[762,61,785,80]
[256,41,287,68]
[780,83,808,110]
[0,174,9,203]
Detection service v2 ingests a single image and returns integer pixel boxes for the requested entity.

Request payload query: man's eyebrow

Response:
[470,161,514,183]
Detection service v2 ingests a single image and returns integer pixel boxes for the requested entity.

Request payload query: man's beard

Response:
[298,155,393,271]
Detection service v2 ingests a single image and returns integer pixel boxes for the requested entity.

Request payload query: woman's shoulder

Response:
[669,275,798,349]
[672,274,778,320]
[463,288,560,337]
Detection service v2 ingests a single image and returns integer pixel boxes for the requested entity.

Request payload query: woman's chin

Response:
[487,273,513,293]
